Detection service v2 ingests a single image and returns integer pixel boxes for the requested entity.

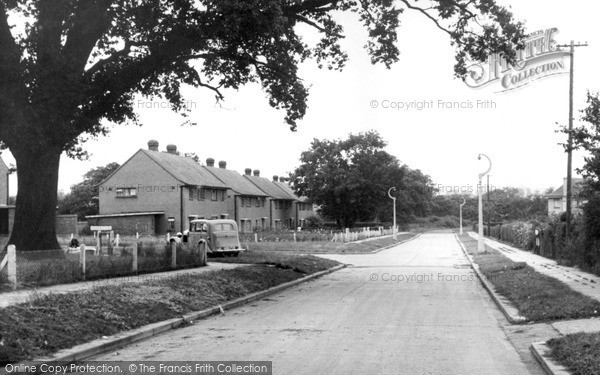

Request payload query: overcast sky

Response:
[3,0,599,197]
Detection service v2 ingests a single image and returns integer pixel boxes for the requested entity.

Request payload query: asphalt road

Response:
[93,233,532,374]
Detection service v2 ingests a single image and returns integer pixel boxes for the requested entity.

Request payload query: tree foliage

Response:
[0,0,525,249]
[58,162,120,220]
[290,131,433,227]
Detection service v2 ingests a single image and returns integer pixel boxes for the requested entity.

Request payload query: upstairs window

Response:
[211,189,218,201]
[116,187,137,198]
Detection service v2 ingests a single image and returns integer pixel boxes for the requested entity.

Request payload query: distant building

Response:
[272,177,315,228]
[243,172,298,230]
[204,159,270,232]
[546,178,585,216]
[89,141,229,235]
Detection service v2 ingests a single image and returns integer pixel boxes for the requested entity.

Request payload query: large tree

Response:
[0,0,525,250]
[290,130,434,227]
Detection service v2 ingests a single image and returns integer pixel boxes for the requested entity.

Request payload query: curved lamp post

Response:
[478,154,492,253]
[388,187,397,240]
[459,197,466,235]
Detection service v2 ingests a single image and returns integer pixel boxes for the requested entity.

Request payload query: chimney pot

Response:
[148,140,159,151]
[273,175,279,182]
[206,158,215,167]
[253,169,260,177]
[166,144,177,154]
[219,161,227,169]
[245,168,252,176]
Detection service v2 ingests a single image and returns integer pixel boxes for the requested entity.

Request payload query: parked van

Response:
[187,219,244,256]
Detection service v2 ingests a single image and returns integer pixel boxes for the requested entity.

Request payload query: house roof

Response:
[272,180,309,202]
[545,178,584,199]
[99,149,228,188]
[0,155,8,173]
[140,149,227,188]
[244,175,296,200]
[204,167,268,196]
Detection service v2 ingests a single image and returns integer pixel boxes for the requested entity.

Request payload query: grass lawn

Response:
[240,233,417,254]
[458,234,600,322]
[0,254,339,364]
[547,332,600,375]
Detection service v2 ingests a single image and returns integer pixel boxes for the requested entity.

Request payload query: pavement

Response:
[92,233,533,374]
[0,262,244,308]
[469,232,600,333]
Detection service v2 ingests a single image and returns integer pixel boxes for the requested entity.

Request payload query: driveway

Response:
[93,233,531,374]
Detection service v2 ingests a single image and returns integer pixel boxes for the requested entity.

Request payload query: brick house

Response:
[204,159,270,232]
[0,156,12,235]
[88,141,229,235]
[243,172,298,229]
[546,178,585,216]
[272,177,315,228]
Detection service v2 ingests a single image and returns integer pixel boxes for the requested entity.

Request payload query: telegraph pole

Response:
[556,40,588,239]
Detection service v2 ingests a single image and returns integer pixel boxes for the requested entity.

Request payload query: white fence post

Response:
[132,242,138,273]
[7,245,16,290]
[254,233,258,242]
[171,241,177,269]
[79,244,86,280]
[345,228,349,242]
[293,232,297,242]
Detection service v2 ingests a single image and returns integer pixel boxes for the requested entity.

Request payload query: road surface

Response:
[93,233,532,374]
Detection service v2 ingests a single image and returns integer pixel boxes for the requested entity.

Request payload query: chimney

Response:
[245,168,252,176]
[273,175,279,182]
[219,161,227,169]
[166,144,177,154]
[253,169,260,177]
[206,158,215,167]
[148,140,159,151]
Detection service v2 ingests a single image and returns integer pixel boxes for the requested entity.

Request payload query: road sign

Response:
[90,226,112,231]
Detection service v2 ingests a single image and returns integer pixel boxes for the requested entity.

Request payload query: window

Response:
[116,187,137,197]
[196,188,201,200]
[211,189,218,201]
[255,197,260,207]
[189,187,195,200]
[168,217,175,231]
[215,223,234,231]
[262,198,266,207]
[247,197,252,207]
[221,190,225,201]
[199,188,205,201]
[554,199,561,209]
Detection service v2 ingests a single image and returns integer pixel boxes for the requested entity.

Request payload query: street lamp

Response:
[388,187,397,240]
[477,154,492,253]
[459,197,466,235]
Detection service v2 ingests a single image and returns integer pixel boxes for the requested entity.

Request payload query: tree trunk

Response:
[8,149,62,251]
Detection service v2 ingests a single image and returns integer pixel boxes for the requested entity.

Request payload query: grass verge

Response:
[547,332,600,375]
[241,233,416,254]
[0,254,339,364]
[458,234,600,322]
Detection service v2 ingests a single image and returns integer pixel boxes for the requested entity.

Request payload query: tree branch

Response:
[62,0,113,72]
[399,0,453,38]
